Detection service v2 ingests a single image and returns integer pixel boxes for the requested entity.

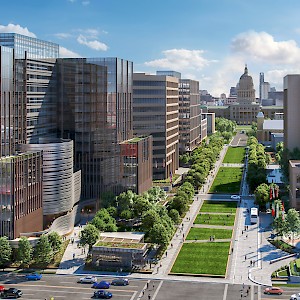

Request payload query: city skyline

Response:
[1,0,300,96]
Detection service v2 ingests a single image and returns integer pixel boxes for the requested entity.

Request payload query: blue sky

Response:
[1,0,300,96]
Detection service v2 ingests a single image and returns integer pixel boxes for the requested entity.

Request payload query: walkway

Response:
[56,137,296,288]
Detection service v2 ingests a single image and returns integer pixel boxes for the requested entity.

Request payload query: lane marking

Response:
[222,283,228,300]
[152,280,163,300]
[130,291,137,300]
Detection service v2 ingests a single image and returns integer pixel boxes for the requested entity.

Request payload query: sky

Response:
[1,0,300,96]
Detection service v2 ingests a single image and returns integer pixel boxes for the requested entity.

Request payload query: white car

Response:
[291,293,300,300]
[230,195,240,200]
[78,276,97,283]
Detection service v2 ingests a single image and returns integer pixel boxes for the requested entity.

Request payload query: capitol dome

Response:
[237,65,256,104]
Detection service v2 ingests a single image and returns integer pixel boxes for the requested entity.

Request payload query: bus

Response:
[250,207,258,224]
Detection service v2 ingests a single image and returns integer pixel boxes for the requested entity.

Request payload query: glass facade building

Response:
[0,33,59,59]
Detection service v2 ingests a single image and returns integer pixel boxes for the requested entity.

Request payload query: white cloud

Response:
[54,33,72,39]
[0,23,36,38]
[145,49,215,71]
[231,31,300,65]
[77,34,108,51]
[82,1,90,5]
[59,46,81,58]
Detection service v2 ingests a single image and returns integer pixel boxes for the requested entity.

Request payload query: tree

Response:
[148,223,170,246]
[106,206,117,218]
[168,209,181,224]
[116,190,134,211]
[105,222,118,232]
[33,234,53,265]
[16,237,32,266]
[141,209,160,230]
[132,196,151,217]
[47,231,62,253]
[284,209,300,242]
[80,224,99,251]
[273,217,286,237]
[120,209,133,220]
[0,237,12,269]
[254,183,270,207]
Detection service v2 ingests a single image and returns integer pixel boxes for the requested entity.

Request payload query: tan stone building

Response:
[133,73,179,180]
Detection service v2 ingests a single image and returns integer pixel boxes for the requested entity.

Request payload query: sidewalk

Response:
[56,225,88,275]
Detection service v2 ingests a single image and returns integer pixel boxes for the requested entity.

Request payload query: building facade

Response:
[133,73,179,180]
[283,75,300,151]
[178,79,202,153]
[120,136,153,194]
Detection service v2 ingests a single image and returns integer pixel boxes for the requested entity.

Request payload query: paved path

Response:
[56,138,295,289]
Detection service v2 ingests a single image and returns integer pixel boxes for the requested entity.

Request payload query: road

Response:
[0,274,263,300]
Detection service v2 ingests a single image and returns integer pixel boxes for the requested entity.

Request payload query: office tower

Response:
[283,75,300,151]
[133,73,179,180]
[259,72,264,102]
[179,79,202,153]
[229,86,237,98]
[261,82,270,100]
[0,33,58,239]
[57,58,149,201]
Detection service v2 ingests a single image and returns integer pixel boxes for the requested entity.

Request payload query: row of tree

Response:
[247,136,270,192]
[79,187,176,249]
[0,232,62,268]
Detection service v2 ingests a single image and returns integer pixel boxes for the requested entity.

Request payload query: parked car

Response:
[78,276,97,283]
[111,278,129,286]
[0,286,4,292]
[25,273,42,281]
[230,195,240,200]
[1,287,23,298]
[93,290,112,299]
[291,293,300,300]
[264,286,283,295]
[92,281,110,289]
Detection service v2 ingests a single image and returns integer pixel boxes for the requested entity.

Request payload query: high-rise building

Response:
[0,33,152,238]
[57,58,139,200]
[179,79,204,153]
[133,73,179,180]
[0,33,59,238]
[283,75,300,151]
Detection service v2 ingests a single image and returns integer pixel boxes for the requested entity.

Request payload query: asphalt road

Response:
[0,273,263,300]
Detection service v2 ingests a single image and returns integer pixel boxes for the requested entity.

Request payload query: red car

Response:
[0,285,4,291]
[263,286,283,295]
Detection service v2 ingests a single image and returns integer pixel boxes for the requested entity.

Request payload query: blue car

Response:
[25,273,42,281]
[93,290,112,299]
[92,281,110,289]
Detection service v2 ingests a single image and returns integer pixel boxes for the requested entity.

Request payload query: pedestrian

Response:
[73,253,75,259]
[246,289,249,296]
[166,251,167,257]
[146,282,149,289]
[83,248,86,254]
[245,255,246,260]
[171,243,173,248]
[148,294,151,300]
[242,230,244,235]
[142,290,144,296]
[242,283,245,289]
[209,235,211,241]
[153,283,155,289]
[246,234,248,238]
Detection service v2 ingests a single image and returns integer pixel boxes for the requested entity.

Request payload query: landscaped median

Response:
[209,167,243,194]
[222,146,245,164]
[169,200,237,277]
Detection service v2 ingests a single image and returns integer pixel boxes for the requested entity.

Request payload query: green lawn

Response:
[209,167,243,194]
[236,125,251,131]
[171,242,230,275]
[186,227,233,240]
[223,147,245,164]
[200,201,237,213]
[194,213,235,226]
